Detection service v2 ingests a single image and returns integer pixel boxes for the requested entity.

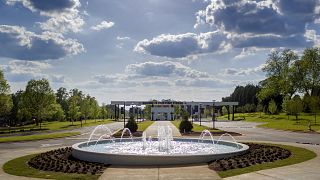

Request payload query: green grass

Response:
[137,120,154,131]
[218,143,317,178]
[0,119,113,134]
[0,132,80,143]
[234,113,320,132]
[171,120,222,132]
[3,154,99,180]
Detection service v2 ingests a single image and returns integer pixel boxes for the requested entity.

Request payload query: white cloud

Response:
[6,0,84,33]
[0,60,67,83]
[223,64,266,76]
[134,31,228,58]
[91,21,115,31]
[117,36,130,40]
[0,25,84,60]
[125,61,209,78]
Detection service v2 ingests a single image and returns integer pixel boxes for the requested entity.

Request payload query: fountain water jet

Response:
[217,133,239,149]
[87,125,113,146]
[120,128,133,142]
[198,130,215,144]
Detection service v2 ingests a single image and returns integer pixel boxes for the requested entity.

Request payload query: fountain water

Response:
[120,128,133,142]
[198,130,215,144]
[158,126,173,152]
[87,125,114,146]
[142,131,147,150]
[217,133,239,149]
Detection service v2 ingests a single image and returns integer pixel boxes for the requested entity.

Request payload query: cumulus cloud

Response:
[125,61,209,78]
[91,21,115,31]
[0,60,67,83]
[6,0,84,33]
[0,25,84,60]
[92,61,232,89]
[134,31,228,58]
[136,0,320,58]
[223,64,266,76]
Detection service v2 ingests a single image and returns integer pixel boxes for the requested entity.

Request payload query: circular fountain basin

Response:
[72,138,249,165]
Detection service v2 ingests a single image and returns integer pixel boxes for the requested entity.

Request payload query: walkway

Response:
[144,121,181,137]
[99,164,221,180]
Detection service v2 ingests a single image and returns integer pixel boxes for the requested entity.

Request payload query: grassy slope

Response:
[218,143,317,178]
[217,113,320,132]
[0,119,113,134]
[3,154,99,180]
[0,132,80,143]
[137,120,154,131]
[171,120,222,132]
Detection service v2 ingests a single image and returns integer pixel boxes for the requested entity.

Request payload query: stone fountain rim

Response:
[72,138,249,157]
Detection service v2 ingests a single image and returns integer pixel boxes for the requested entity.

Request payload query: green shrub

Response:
[125,115,138,132]
[179,111,193,132]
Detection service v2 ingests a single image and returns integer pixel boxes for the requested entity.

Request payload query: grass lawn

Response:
[3,154,99,180]
[234,113,320,132]
[0,119,114,134]
[0,132,80,143]
[171,120,222,133]
[218,143,317,178]
[137,120,154,131]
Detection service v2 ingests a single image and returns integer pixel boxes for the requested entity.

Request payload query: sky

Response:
[0,0,319,104]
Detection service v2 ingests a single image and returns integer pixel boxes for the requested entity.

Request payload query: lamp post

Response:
[199,103,202,126]
[123,102,126,128]
[212,100,215,129]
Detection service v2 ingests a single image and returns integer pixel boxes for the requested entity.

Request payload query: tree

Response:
[19,79,56,128]
[125,114,138,133]
[309,96,320,125]
[80,95,92,123]
[222,84,260,106]
[282,95,291,119]
[46,103,65,121]
[100,103,109,119]
[222,106,228,115]
[256,104,264,117]
[56,87,69,115]
[179,110,193,133]
[0,69,13,121]
[68,95,81,125]
[299,48,320,96]
[268,99,277,115]
[287,95,303,121]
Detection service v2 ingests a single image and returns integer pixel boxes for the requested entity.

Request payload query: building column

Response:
[227,105,230,120]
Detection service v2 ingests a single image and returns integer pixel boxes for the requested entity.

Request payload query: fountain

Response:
[217,133,240,149]
[87,125,114,146]
[73,126,249,166]
[198,130,215,144]
[120,128,133,142]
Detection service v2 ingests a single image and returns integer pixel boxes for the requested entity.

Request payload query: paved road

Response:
[194,121,320,144]
[0,122,123,151]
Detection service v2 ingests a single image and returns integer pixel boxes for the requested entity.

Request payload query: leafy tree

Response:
[19,79,56,128]
[80,95,92,123]
[287,95,303,120]
[222,84,260,106]
[10,90,24,125]
[68,95,81,125]
[268,99,277,115]
[100,103,109,119]
[256,104,264,117]
[299,48,320,96]
[46,103,65,121]
[0,69,13,121]
[309,96,320,125]
[56,87,69,115]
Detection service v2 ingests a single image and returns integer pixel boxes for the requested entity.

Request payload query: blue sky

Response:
[0,0,319,104]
